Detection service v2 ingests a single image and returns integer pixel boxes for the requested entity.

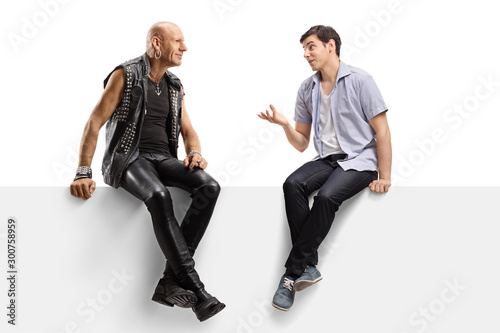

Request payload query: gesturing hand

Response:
[257,104,289,127]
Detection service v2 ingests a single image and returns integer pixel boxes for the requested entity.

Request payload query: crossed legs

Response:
[120,152,224,320]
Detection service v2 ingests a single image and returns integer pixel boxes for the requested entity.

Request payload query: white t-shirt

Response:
[317,86,345,157]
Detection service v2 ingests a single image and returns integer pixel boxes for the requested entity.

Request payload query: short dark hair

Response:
[300,25,341,57]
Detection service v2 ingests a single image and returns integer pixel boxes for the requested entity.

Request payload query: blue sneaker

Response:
[293,265,322,292]
[272,276,296,311]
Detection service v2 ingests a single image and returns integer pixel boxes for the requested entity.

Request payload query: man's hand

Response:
[70,178,96,200]
[257,104,289,127]
[369,178,391,193]
[184,153,208,170]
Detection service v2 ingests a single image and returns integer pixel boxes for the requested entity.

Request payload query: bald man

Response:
[70,22,225,322]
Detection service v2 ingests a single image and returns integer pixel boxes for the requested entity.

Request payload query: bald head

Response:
[146,21,178,49]
[145,21,187,68]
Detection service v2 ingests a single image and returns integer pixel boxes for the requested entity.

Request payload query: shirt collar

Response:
[312,60,351,85]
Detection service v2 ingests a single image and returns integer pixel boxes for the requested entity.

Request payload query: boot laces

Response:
[283,277,294,291]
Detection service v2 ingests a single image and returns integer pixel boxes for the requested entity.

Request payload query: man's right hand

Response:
[257,104,289,127]
[258,103,311,152]
[70,178,96,200]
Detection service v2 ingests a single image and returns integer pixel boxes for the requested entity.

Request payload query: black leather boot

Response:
[152,266,198,308]
[151,277,174,307]
[145,193,206,309]
[192,288,225,322]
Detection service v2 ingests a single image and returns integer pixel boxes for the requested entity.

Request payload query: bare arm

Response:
[70,68,125,200]
[258,104,311,152]
[180,98,208,170]
[368,111,392,193]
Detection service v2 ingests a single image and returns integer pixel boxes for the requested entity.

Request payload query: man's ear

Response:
[151,36,161,50]
[328,39,336,54]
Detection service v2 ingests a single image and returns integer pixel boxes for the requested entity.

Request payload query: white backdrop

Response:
[1,0,499,187]
[1,1,500,332]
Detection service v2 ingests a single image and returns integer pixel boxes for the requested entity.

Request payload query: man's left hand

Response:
[369,179,391,193]
[184,153,208,170]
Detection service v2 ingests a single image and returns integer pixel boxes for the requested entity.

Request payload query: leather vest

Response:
[101,53,183,188]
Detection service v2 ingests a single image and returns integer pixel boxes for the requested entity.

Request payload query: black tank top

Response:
[138,76,171,156]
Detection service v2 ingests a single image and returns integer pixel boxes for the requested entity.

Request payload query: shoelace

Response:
[283,277,294,291]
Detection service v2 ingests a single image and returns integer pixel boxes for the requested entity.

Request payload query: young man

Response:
[70,22,225,322]
[258,25,392,311]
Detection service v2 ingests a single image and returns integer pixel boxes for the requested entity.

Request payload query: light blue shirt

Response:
[294,61,388,171]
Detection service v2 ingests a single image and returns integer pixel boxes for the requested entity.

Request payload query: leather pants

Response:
[120,152,220,290]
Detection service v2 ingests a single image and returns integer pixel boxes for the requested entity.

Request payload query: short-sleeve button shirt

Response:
[294,61,388,171]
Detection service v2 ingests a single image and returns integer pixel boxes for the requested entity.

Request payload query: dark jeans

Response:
[120,152,220,290]
[283,154,378,277]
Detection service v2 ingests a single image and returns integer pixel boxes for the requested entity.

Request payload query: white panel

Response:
[0,186,499,332]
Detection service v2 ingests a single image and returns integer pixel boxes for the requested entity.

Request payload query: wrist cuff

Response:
[74,166,92,181]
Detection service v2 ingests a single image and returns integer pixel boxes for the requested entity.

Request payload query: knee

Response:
[145,188,171,205]
[283,175,302,195]
[314,192,340,211]
[144,189,178,223]
[198,179,220,200]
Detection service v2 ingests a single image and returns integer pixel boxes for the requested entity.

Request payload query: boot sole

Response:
[152,290,198,308]
[293,277,323,292]
[194,297,226,322]
[152,292,174,307]
[165,291,198,308]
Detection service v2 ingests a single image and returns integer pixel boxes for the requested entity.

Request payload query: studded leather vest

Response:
[101,53,183,188]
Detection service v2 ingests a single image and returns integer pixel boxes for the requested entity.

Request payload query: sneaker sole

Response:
[272,302,291,311]
[293,277,323,292]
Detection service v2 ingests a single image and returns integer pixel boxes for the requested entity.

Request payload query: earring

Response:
[155,49,161,59]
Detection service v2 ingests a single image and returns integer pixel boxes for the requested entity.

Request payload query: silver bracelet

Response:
[74,166,92,181]
[187,150,202,157]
